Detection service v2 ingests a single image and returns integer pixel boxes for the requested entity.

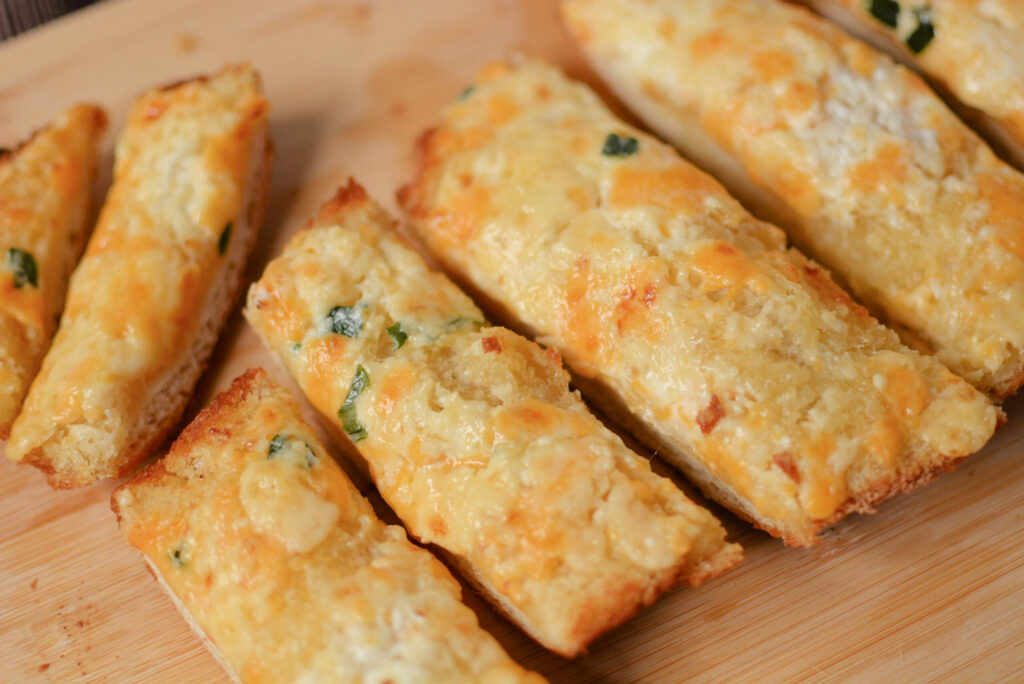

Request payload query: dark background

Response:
[0,0,97,39]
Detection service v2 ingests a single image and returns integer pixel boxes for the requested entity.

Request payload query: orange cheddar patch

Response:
[376,364,416,418]
[201,133,248,233]
[492,399,589,443]
[562,257,612,373]
[609,165,721,213]
[690,28,731,59]
[799,434,847,520]
[305,335,352,412]
[125,506,188,563]
[752,50,796,82]
[848,142,907,199]
[690,241,752,296]
[429,185,491,248]
[883,364,928,419]
[251,284,309,348]
[780,80,819,118]
[658,18,676,40]
[487,94,520,127]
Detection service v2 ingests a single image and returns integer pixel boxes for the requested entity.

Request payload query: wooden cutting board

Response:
[1,0,1021,681]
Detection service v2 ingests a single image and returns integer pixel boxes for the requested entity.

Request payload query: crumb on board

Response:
[174,33,198,54]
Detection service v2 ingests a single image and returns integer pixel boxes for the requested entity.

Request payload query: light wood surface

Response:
[1,1,1022,681]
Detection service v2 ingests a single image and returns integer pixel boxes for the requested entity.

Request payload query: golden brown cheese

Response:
[563,0,1024,398]
[7,65,271,487]
[398,59,999,546]
[800,0,1024,168]
[245,181,742,656]
[0,105,106,438]
[112,368,540,684]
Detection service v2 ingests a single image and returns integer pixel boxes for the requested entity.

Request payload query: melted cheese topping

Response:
[0,105,105,436]
[564,0,1024,395]
[113,369,538,684]
[821,0,1024,145]
[7,65,267,484]
[245,185,739,654]
[399,59,999,544]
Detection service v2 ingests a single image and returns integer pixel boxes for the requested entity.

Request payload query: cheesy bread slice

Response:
[112,368,541,684]
[398,59,999,546]
[0,105,106,438]
[563,0,1024,398]
[245,181,742,656]
[798,0,1024,172]
[7,64,272,487]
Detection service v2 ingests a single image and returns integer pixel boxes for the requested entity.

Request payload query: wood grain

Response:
[0,0,1021,682]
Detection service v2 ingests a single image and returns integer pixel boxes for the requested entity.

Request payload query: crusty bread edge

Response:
[571,371,983,547]
[32,89,273,489]
[426,519,741,658]
[439,546,678,658]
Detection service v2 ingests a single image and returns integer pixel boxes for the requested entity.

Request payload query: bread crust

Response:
[6,64,272,487]
[112,368,541,684]
[0,105,107,438]
[245,180,741,656]
[398,58,1000,546]
[563,0,1024,398]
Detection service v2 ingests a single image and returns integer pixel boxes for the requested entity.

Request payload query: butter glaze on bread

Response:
[398,59,999,546]
[112,368,541,684]
[0,105,106,438]
[563,0,1024,398]
[7,64,272,487]
[245,180,741,656]
[797,0,1024,173]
